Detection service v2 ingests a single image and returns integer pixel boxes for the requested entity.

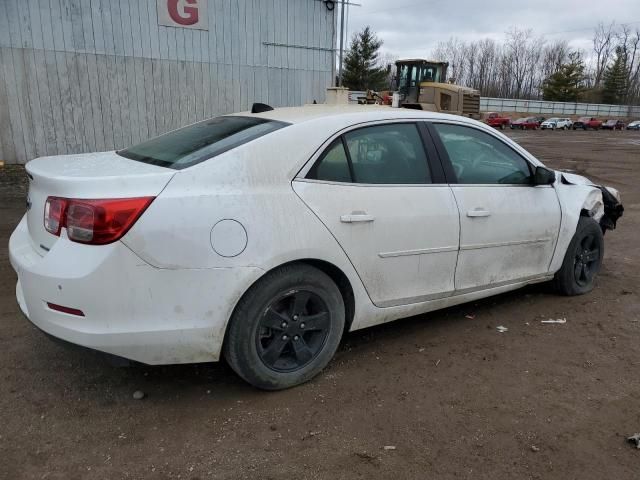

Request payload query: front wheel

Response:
[553,217,604,296]
[224,264,345,390]
[500,123,506,130]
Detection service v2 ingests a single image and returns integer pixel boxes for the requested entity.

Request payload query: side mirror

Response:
[533,166,556,185]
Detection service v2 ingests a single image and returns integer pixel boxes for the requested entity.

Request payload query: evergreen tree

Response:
[342,26,388,91]
[542,52,586,102]
[602,47,630,104]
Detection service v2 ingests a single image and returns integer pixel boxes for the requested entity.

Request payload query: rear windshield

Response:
[117,116,289,169]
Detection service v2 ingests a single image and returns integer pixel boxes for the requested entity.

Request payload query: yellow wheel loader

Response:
[395,59,480,119]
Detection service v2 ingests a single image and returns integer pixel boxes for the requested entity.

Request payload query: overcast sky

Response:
[342,0,640,59]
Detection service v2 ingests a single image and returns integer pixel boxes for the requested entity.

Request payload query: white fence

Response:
[348,92,640,118]
[480,97,640,117]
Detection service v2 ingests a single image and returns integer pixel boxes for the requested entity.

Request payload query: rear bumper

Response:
[9,215,263,364]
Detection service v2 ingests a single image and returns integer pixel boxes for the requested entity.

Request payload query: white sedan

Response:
[541,118,573,130]
[9,106,623,390]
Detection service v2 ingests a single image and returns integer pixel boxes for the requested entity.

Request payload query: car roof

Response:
[233,105,470,125]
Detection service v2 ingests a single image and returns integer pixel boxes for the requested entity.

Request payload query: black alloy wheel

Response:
[224,264,345,390]
[553,217,604,296]
[573,234,600,288]
[256,290,330,372]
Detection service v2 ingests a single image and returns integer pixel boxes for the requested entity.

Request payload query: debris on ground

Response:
[627,433,640,449]
[465,314,475,320]
[531,445,540,452]
[302,431,322,440]
[496,326,508,333]
[541,318,567,324]
[132,390,146,400]
[354,451,378,462]
[435,359,441,367]
[383,445,397,451]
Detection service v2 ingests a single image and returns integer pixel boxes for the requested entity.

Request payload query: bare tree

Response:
[504,28,542,98]
[592,22,616,87]
[423,24,640,104]
[378,51,399,89]
[617,25,640,101]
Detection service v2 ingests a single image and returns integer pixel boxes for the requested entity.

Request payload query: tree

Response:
[542,52,586,101]
[342,26,388,91]
[602,46,629,104]
[592,22,615,87]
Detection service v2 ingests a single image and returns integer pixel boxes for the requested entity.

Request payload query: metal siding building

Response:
[0,0,337,164]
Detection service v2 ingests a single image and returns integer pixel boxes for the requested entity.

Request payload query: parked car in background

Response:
[573,117,602,130]
[627,120,640,130]
[9,106,624,390]
[511,117,540,130]
[541,118,573,130]
[602,119,626,130]
[485,112,511,130]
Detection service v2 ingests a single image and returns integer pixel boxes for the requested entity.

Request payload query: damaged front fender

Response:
[560,172,624,232]
[597,185,624,231]
[548,172,624,273]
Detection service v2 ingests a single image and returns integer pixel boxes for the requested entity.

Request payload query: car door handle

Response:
[467,209,491,218]
[340,213,375,223]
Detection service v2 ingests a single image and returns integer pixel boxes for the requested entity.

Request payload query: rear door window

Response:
[118,116,289,169]
[307,123,431,184]
[344,124,431,184]
[306,139,352,183]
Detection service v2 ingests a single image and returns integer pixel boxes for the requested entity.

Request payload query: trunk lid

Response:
[25,151,175,253]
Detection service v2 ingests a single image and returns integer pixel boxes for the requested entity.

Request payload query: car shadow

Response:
[23,281,555,401]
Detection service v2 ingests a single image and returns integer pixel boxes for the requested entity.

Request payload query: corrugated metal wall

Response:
[0,0,336,164]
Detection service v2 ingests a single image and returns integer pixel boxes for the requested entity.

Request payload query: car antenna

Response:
[251,103,274,114]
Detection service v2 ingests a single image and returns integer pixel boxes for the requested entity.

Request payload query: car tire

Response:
[500,123,506,130]
[553,217,604,296]
[223,264,345,390]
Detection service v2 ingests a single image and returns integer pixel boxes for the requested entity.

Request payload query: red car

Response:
[572,117,602,130]
[510,117,540,130]
[485,112,511,130]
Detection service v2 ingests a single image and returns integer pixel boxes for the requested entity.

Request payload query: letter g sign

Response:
[157,0,209,30]
[168,0,198,25]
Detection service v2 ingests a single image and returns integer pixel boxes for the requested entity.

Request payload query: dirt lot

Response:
[1,130,639,480]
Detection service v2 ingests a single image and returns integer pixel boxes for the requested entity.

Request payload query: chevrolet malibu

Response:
[9,106,623,390]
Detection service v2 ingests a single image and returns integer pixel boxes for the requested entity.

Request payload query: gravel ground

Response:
[1,130,639,480]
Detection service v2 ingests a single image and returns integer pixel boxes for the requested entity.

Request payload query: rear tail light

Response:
[44,196,154,245]
[44,197,66,236]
